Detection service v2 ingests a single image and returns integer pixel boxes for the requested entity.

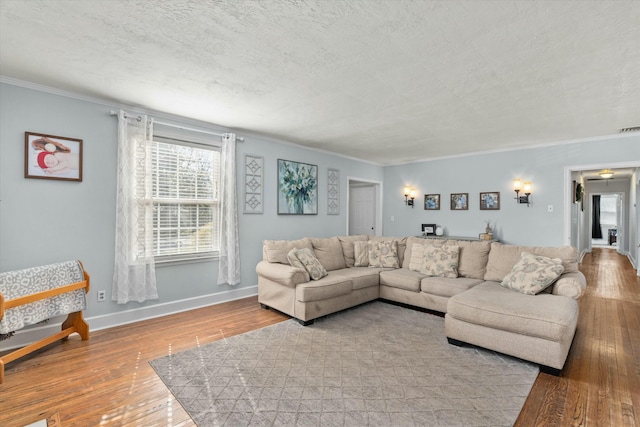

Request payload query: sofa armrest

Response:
[551,271,586,299]
[256,261,309,288]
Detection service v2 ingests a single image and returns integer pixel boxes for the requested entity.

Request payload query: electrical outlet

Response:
[391,215,395,222]
[97,290,106,302]
[547,204,553,213]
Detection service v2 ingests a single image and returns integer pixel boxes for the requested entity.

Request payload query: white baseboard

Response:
[0,286,258,352]
[627,252,638,270]
[579,250,588,263]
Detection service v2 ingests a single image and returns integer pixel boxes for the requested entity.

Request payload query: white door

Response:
[350,186,376,235]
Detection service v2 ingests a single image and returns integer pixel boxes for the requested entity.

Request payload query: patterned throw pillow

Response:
[353,241,369,267]
[501,252,564,295]
[368,240,399,268]
[287,249,311,282]
[420,244,459,278]
[293,248,328,280]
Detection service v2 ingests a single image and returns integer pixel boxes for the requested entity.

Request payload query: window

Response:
[599,195,618,227]
[144,136,220,262]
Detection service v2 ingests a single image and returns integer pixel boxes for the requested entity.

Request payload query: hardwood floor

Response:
[515,248,640,427]
[1,248,638,426]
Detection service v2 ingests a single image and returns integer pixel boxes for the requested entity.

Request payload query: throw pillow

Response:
[368,240,399,268]
[287,249,311,282]
[408,243,426,272]
[293,247,328,281]
[501,252,564,295]
[353,241,369,267]
[420,244,459,278]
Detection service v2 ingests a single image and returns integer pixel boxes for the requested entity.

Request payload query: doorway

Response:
[591,193,621,250]
[347,177,382,236]
[564,162,639,267]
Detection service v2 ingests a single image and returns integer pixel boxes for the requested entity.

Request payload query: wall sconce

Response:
[513,179,532,207]
[403,186,416,208]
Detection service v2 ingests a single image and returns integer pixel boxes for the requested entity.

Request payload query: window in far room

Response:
[143,135,221,262]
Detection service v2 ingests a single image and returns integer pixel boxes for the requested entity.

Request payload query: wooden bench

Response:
[0,260,90,383]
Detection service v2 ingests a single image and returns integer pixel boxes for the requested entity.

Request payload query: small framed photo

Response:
[25,132,83,182]
[424,194,440,210]
[450,193,468,210]
[480,192,500,210]
[421,223,436,235]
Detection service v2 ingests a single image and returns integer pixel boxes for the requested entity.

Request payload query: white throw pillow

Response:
[501,252,564,295]
[420,244,459,278]
[353,241,369,267]
[408,243,426,272]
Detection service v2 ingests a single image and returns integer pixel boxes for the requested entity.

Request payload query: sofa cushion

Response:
[447,282,579,343]
[420,244,459,278]
[286,249,311,282]
[296,273,352,302]
[379,268,425,292]
[263,238,312,264]
[421,277,483,298]
[450,240,491,280]
[501,252,564,295]
[332,267,382,290]
[337,235,368,267]
[353,241,369,267]
[293,247,328,280]
[368,240,399,268]
[370,236,407,266]
[310,237,347,271]
[484,243,578,282]
[402,237,428,269]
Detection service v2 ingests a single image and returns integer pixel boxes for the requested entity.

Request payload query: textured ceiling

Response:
[1,0,639,165]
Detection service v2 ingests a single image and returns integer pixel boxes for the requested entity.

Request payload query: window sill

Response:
[154,253,219,267]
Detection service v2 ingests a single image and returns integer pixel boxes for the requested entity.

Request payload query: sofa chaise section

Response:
[445,282,579,374]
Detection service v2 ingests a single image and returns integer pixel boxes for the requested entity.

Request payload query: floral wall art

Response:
[278,159,318,215]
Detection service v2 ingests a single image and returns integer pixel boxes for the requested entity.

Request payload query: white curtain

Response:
[217,133,241,286]
[112,110,158,303]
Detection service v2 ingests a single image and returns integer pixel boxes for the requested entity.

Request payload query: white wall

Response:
[0,82,384,343]
[631,170,640,271]
[2,80,639,348]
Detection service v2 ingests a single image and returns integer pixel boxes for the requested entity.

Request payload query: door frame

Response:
[347,176,383,236]
[564,161,640,246]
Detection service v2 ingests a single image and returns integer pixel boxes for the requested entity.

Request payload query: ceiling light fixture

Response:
[599,169,614,179]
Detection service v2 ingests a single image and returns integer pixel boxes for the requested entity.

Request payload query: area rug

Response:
[150,301,538,426]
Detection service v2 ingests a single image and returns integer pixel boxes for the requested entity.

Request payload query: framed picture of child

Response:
[24,132,83,182]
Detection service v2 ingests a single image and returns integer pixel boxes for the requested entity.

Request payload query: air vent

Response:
[619,126,640,133]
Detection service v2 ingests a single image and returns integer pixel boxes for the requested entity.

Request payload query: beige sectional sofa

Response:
[256,235,586,374]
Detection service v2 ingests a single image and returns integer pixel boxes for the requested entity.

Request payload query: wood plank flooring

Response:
[515,248,640,427]
[1,248,638,426]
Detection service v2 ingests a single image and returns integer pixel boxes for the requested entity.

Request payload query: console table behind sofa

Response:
[0,260,90,383]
